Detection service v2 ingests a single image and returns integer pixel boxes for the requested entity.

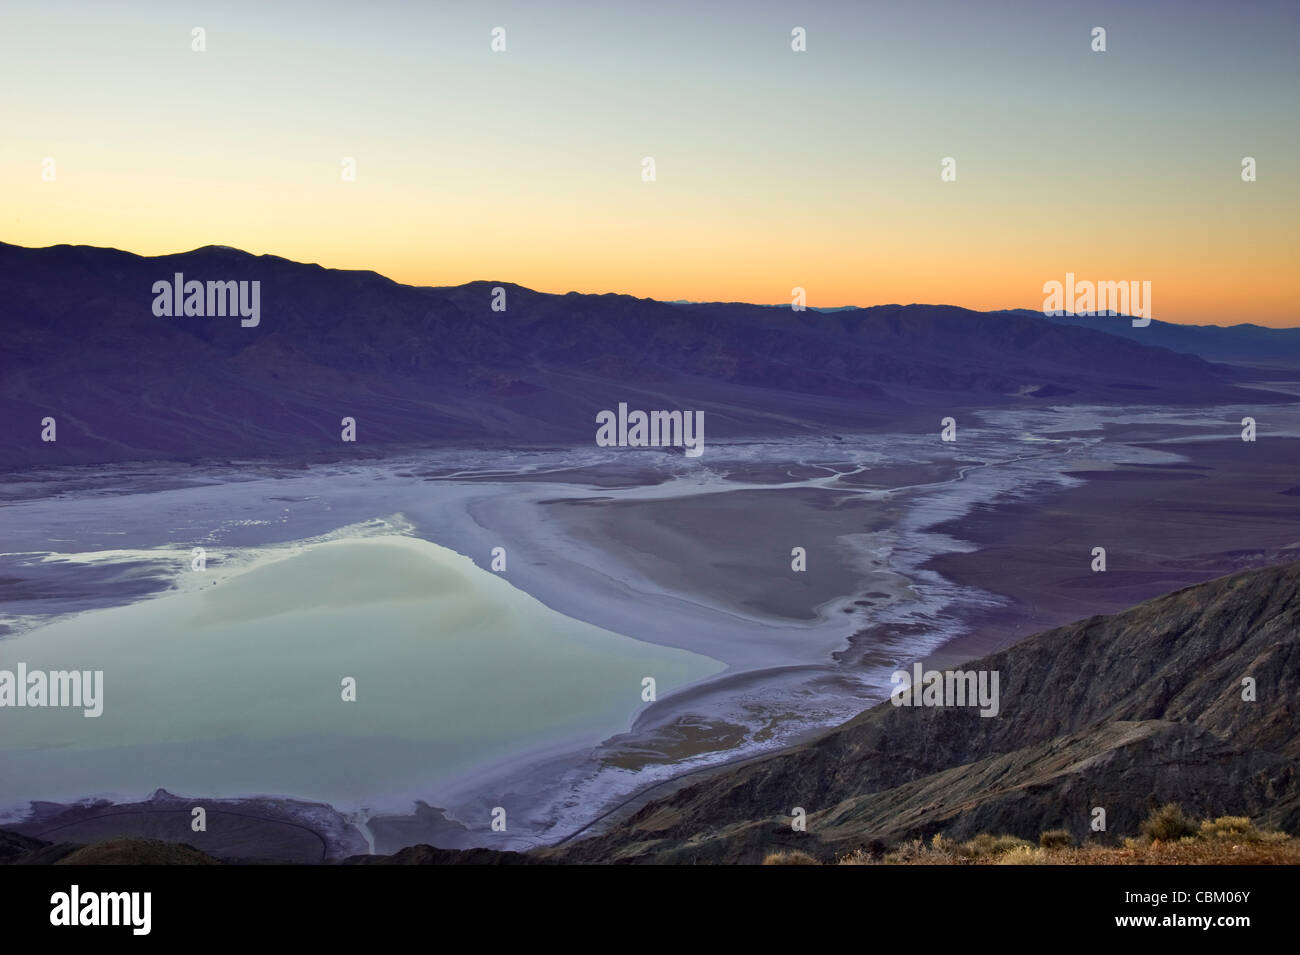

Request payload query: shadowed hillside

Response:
[0,242,1276,469]
[543,560,1300,863]
[1008,308,1300,365]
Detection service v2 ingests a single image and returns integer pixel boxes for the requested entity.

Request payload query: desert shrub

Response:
[1141,803,1199,842]
[959,833,1034,858]
[1039,828,1072,849]
[881,839,930,864]
[838,840,887,865]
[880,832,1034,864]
[762,849,820,865]
[1199,816,1259,842]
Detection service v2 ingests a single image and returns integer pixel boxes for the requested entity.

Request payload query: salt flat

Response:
[3,403,1297,850]
[0,535,721,813]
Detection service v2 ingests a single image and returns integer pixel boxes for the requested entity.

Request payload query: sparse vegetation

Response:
[54,838,220,866]
[1199,816,1260,842]
[825,807,1298,865]
[1038,828,1072,850]
[840,832,1036,865]
[1140,802,1199,842]
[957,833,1035,859]
[762,850,820,865]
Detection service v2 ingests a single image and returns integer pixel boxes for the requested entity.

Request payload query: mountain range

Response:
[993,308,1300,366]
[0,242,1287,469]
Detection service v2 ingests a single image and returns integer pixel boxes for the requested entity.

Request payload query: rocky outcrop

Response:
[547,561,1300,863]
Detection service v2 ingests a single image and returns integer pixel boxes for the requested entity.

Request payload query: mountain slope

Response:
[1001,308,1300,366]
[0,242,1275,468]
[546,560,1300,863]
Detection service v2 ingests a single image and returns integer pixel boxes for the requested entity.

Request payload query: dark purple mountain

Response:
[0,242,1279,469]
[997,308,1300,365]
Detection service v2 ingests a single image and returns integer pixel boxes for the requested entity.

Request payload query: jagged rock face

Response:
[550,562,1300,863]
[0,829,47,864]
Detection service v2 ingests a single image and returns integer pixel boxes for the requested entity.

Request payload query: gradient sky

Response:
[3,0,1297,324]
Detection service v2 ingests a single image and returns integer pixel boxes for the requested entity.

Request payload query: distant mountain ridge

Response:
[0,241,1282,469]
[996,307,1300,365]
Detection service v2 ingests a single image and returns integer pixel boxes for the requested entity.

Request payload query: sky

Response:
[3,0,1298,325]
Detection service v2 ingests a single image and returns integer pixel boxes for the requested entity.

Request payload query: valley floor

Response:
[2,396,1300,861]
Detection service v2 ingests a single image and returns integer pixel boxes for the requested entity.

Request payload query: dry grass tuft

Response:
[762,849,821,865]
[831,806,1299,865]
